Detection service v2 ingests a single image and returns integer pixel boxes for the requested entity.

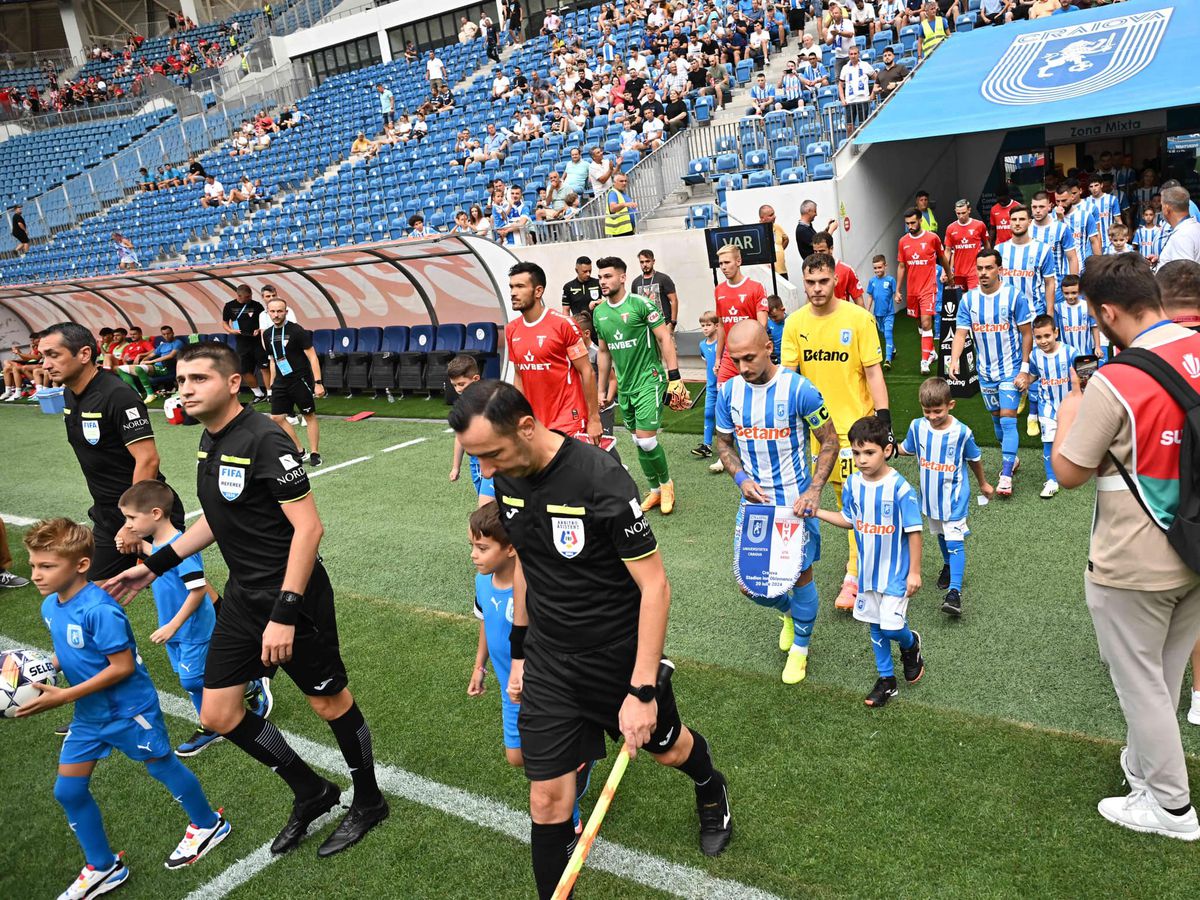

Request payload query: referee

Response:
[264,295,325,467]
[39,322,184,579]
[105,342,386,858]
[222,284,267,402]
[451,381,732,899]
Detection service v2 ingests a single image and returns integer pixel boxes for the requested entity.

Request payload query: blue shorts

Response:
[501,692,521,750]
[734,502,820,613]
[978,378,1020,415]
[477,475,495,499]
[60,706,172,765]
[166,640,209,683]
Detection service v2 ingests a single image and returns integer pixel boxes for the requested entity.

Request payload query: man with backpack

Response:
[1051,253,1200,842]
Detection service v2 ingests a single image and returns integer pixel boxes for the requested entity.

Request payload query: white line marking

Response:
[307,455,373,478]
[0,632,779,900]
[381,437,427,453]
[1,513,37,526]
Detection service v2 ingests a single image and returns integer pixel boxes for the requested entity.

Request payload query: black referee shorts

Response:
[234,335,260,376]
[86,492,184,581]
[204,563,348,696]
[270,377,316,416]
[519,633,682,781]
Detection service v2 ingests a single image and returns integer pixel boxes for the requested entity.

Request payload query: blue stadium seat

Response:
[748,170,773,189]
[812,162,835,181]
[424,324,467,393]
[773,146,800,179]
[683,157,712,185]
[345,326,383,394]
[397,325,435,392]
[686,204,714,229]
[324,328,358,392]
[779,166,807,184]
[464,321,500,379]
[370,325,409,393]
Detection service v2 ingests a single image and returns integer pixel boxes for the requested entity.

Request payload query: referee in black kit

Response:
[222,284,268,402]
[105,341,387,857]
[450,380,732,900]
[38,322,184,579]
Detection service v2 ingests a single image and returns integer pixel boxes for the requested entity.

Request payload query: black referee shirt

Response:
[264,321,313,382]
[63,368,158,507]
[197,406,312,590]
[562,277,601,316]
[222,299,264,336]
[494,437,657,651]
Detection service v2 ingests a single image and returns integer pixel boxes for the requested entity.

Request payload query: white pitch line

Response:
[0,632,781,900]
[381,437,427,453]
[1,513,38,526]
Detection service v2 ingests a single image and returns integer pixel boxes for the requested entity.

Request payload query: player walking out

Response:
[897,208,951,373]
[1057,178,1103,267]
[713,244,769,385]
[716,321,839,683]
[782,252,892,611]
[593,256,689,515]
[264,296,325,467]
[945,199,990,291]
[506,261,602,442]
[106,342,387,858]
[949,249,1034,498]
[450,381,733,900]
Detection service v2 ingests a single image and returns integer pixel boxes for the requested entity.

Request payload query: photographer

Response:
[1051,253,1200,841]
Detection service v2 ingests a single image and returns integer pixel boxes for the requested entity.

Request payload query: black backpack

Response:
[1102,347,1200,573]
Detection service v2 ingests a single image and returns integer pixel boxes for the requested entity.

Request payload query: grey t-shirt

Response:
[632,271,677,322]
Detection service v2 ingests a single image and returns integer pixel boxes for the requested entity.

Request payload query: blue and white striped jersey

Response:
[1134,224,1166,260]
[997,239,1055,315]
[1063,205,1100,265]
[749,84,777,104]
[1055,300,1096,360]
[1086,193,1122,250]
[780,72,803,101]
[900,417,981,522]
[839,470,923,597]
[1030,343,1075,421]
[1029,218,1076,280]
[716,368,829,506]
[956,285,1033,383]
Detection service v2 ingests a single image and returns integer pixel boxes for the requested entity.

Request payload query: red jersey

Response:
[944,217,988,285]
[714,277,768,382]
[898,231,943,316]
[120,339,154,364]
[834,261,863,304]
[506,309,590,433]
[990,200,1016,244]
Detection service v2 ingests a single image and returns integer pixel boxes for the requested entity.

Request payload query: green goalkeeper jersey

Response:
[592,292,666,393]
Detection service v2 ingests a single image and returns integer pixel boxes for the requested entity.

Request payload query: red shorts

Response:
[717,354,739,384]
[954,274,978,290]
[906,289,937,318]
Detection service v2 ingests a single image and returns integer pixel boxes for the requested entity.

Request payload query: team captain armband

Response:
[804,405,831,430]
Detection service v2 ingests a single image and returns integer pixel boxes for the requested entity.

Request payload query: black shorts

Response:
[234,335,261,375]
[204,563,347,696]
[519,633,682,781]
[87,492,184,580]
[270,377,316,415]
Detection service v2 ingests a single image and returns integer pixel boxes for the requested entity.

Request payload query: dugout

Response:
[0,235,516,355]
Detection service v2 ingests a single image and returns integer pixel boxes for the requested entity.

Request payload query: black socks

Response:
[328,702,383,806]
[224,712,324,801]
[531,819,577,900]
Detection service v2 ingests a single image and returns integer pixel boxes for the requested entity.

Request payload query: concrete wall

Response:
[725,181,839,281]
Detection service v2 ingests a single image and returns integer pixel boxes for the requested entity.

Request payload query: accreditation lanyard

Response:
[270,324,292,376]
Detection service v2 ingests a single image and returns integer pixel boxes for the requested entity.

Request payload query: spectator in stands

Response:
[799,49,830,94]
[748,70,779,115]
[449,210,472,234]
[875,46,908,99]
[839,45,876,132]
[749,22,772,69]
[459,15,480,43]
[350,131,378,160]
[403,41,418,63]
[376,83,394,127]
[408,214,433,240]
[2,333,40,400]
[490,69,512,101]
[506,0,524,44]
[393,113,413,143]
[228,176,259,204]
[468,203,492,240]
[111,232,138,271]
[482,12,500,62]
[201,174,225,208]
[663,88,689,135]
[496,185,532,246]
[184,156,206,184]
[10,204,28,255]
[433,84,455,109]
[976,0,1013,25]
[641,110,666,150]
[1028,0,1058,17]
[850,0,877,40]
[605,171,637,237]
[412,114,429,141]
[426,49,447,93]
[824,2,856,79]
[137,168,157,191]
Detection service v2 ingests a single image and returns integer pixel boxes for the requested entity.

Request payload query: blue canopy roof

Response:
[856,0,1196,145]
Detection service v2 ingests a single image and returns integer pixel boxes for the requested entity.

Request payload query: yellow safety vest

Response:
[605,189,634,236]
[920,208,938,233]
[921,17,947,55]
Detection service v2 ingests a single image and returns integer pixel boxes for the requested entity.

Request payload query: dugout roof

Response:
[0,235,515,336]
[855,0,1198,146]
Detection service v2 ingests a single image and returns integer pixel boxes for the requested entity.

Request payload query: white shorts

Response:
[1038,415,1058,442]
[852,589,909,631]
[927,517,970,541]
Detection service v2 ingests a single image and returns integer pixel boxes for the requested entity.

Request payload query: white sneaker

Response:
[1040,480,1059,499]
[708,460,724,474]
[919,359,931,374]
[1119,746,1148,794]
[3,392,19,402]
[286,415,300,425]
[59,857,129,899]
[996,474,1013,497]
[1097,789,1200,841]
[165,813,231,869]
[1188,690,1200,726]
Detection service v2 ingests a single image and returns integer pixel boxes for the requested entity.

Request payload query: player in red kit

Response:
[811,231,864,306]
[945,198,990,290]
[505,261,602,440]
[990,186,1018,245]
[712,243,768,384]
[896,208,950,373]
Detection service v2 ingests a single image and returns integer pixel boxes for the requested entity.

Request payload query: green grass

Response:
[1,403,1197,899]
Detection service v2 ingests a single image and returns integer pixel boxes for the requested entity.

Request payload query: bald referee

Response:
[105,342,386,858]
[451,381,732,900]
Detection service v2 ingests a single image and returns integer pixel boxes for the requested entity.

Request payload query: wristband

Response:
[510,624,528,660]
[876,407,891,428]
[270,590,303,626]
[734,470,748,488]
[1019,362,1031,375]
[667,368,680,381]
[144,544,182,577]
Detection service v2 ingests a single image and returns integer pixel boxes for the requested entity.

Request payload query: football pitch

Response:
[2,383,1200,898]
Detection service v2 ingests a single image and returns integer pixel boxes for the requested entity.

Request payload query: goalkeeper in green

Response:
[593,255,689,515]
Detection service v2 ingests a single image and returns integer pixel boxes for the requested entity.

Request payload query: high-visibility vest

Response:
[920,208,938,233]
[605,189,634,236]
[921,17,947,55]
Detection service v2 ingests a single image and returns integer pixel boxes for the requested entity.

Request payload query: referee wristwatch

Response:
[628,683,656,702]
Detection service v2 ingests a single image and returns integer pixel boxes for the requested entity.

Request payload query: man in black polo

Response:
[105,341,386,857]
[222,284,267,402]
[265,294,325,467]
[632,248,680,331]
[39,322,183,580]
[561,255,601,315]
[450,381,732,900]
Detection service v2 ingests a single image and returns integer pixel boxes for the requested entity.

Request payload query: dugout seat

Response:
[345,327,382,395]
[370,325,409,394]
[323,328,357,393]
[463,321,500,380]
[424,324,467,394]
[396,324,434,393]
[312,329,335,356]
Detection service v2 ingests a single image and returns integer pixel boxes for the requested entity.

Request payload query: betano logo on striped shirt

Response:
[735,424,792,440]
[972,322,1011,333]
[855,520,897,535]
[919,459,958,473]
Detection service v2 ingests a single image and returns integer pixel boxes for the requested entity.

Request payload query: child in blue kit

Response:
[693,310,720,466]
[21,518,230,899]
[865,254,898,368]
[466,504,591,831]
[119,480,271,757]
[766,295,786,365]
[1028,315,1079,500]
[448,355,496,505]
[814,417,926,709]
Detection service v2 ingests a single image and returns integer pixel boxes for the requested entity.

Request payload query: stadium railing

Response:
[576,129,692,230]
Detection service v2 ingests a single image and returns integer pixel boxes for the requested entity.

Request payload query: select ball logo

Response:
[1,649,58,718]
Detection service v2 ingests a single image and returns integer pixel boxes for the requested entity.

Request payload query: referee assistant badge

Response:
[219,464,246,501]
[82,420,101,445]
[551,517,585,559]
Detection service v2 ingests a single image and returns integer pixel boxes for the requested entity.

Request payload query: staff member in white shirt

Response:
[1158,186,1200,266]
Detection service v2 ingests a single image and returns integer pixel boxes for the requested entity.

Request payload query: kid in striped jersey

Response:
[897,378,994,617]
[1055,275,1100,360]
[1106,223,1135,255]
[1135,207,1167,264]
[1028,315,1080,499]
[814,416,925,708]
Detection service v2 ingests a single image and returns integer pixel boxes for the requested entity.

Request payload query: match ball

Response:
[0,649,58,718]
[164,395,186,425]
